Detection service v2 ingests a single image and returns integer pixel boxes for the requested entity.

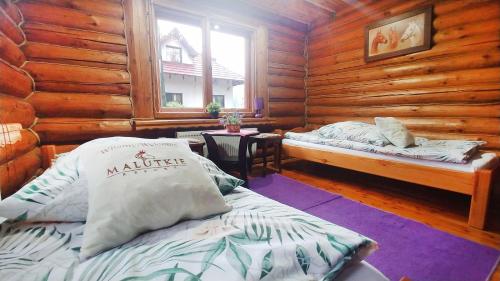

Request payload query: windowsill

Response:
[133,117,276,130]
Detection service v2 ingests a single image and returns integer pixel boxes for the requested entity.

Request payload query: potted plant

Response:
[206,102,221,118]
[220,112,242,133]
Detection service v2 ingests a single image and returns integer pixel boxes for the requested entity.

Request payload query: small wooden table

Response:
[248,133,282,176]
[201,129,259,186]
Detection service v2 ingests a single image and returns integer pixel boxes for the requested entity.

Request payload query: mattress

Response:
[0,187,381,281]
[285,131,490,164]
[283,138,497,173]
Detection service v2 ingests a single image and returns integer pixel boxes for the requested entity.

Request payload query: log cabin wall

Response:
[17,0,134,144]
[13,0,306,146]
[0,0,41,197]
[306,0,500,155]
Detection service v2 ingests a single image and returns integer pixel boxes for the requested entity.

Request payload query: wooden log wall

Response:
[0,0,41,197]
[267,20,307,128]
[15,0,134,144]
[306,0,500,155]
[12,0,306,145]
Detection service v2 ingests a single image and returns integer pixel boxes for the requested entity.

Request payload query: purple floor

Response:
[249,174,500,281]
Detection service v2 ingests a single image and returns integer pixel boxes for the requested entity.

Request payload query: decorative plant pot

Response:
[226,124,241,133]
[209,112,219,119]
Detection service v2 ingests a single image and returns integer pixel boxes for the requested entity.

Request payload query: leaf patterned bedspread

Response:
[0,187,376,281]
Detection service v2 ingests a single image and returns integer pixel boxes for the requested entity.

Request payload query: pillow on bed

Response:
[196,153,245,195]
[0,138,243,223]
[79,137,231,259]
[317,121,390,146]
[375,117,415,148]
[0,150,82,223]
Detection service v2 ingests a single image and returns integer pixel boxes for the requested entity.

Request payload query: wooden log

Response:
[268,66,305,78]
[36,0,124,18]
[269,87,305,99]
[433,1,500,30]
[307,85,500,106]
[35,81,130,95]
[0,6,24,44]
[268,75,304,89]
[22,42,127,65]
[308,68,500,96]
[0,0,22,24]
[268,50,306,66]
[306,116,500,135]
[24,28,128,54]
[0,130,38,165]
[307,103,500,118]
[0,32,25,67]
[434,0,490,15]
[269,101,305,117]
[23,22,126,45]
[0,60,33,98]
[434,18,500,43]
[272,116,305,129]
[308,49,500,87]
[18,2,125,35]
[27,92,132,118]
[268,62,304,72]
[0,147,41,197]
[33,118,133,143]
[268,38,304,54]
[23,61,130,84]
[0,94,36,128]
[29,58,128,70]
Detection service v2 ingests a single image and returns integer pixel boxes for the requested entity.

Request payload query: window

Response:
[152,6,253,115]
[213,94,225,108]
[164,46,182,63]
[164,92,183,107]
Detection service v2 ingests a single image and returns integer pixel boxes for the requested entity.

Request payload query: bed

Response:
[0,143,389,281]
[281,128,498,230]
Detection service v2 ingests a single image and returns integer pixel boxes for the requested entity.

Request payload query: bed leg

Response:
[468,169,493,229]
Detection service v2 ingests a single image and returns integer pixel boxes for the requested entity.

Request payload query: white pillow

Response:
[317,121,390,146]
[0,137,242,224]
[79,138,231,259]
[374,117,415,148]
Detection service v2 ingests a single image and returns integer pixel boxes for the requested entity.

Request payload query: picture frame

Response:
[364,6,433,62]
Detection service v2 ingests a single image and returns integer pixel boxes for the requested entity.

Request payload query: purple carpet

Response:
[249,174,500,281]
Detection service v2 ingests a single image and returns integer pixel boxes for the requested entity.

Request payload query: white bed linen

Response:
[284,138,497,172]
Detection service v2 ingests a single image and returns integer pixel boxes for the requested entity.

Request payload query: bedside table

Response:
[248,133,282,176]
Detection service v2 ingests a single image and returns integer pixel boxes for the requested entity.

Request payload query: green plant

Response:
[206,102,221,115]
[220,112,242,126]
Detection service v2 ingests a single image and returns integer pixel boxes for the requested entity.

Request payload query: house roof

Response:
[160,28,244,85]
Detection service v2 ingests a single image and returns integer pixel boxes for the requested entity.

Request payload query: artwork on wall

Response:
[364,6,433,62]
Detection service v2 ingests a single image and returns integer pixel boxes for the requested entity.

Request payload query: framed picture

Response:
[364,6,433,62]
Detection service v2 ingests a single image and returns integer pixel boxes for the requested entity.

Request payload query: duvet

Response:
[0,187,376,281]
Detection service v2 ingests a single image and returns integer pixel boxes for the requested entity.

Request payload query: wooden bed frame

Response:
[280,128,498,230]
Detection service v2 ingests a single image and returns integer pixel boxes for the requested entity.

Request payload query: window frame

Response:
[150,4,256,119]
[163,45,182,63]
[164,92,183,106]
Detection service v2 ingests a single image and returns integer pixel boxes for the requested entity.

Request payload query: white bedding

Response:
[284,138,497,172]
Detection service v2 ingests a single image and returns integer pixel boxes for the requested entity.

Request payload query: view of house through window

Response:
[156,9,249,110]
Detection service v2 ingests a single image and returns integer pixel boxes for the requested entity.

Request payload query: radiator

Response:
[176,128,258,160]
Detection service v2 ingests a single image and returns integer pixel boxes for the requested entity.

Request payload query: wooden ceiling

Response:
[241,0,351,24]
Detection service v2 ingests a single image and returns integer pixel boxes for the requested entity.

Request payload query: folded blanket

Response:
[285,131,484,164]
